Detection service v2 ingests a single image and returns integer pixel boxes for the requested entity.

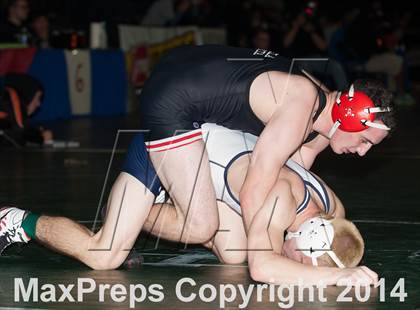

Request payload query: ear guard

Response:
[328,84,391,138]
[285,216,345,268]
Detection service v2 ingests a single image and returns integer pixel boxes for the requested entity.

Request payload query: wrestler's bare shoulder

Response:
[249,71,318,123]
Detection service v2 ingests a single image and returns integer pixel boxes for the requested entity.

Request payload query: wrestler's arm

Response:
[301,69,331,93]
[247,180,341,285]
[247,180,378,286]
[240,79,317,231]
[310,171,346,219]
[289,70,331,169]
[318,181,346,219]
[291,142,325,169]
[332,193,345,218]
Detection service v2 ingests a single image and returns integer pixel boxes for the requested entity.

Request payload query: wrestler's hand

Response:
[335,266,379,286]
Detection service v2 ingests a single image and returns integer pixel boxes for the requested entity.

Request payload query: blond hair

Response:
[319,217,365,267]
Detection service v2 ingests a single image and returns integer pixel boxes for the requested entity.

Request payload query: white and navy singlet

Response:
[201,123,330,216]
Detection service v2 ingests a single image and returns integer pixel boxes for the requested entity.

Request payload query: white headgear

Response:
[285,216,345,268]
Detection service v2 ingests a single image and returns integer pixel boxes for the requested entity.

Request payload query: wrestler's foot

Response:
[0,207,31,254]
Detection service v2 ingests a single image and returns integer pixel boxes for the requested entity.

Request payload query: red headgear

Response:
[328,84,391,138]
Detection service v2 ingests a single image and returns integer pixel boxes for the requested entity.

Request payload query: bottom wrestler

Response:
[0,125,377,285]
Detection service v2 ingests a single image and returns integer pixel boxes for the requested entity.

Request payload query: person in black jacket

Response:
[0,0,32,44]
[0,73,53,146]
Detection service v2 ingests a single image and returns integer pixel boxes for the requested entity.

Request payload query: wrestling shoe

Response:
[0,207,31,254]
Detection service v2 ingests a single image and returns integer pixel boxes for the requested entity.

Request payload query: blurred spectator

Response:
[282,10,327,57]
[252,28,271,50]
[141,0,176,26]
[250,8,267,30]
[226,0,280,49]
[141,0,214,27]
[365,24,403,92]
[344,1,390,63]
[321,7,360,64]
[31,14,51,48]
[282,1,348,90]
[236,32,249,48]
[225,0,253,46]
[0,74,53,146]
[365,19,415,106]
[0,0,32,44]
[187,0,220,27]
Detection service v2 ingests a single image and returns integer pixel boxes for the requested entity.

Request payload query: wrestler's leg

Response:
[148,140,219,244]
[31,173,155,270]
[142,201,185,242]
[204,201,247,264]
[144,199,246,264]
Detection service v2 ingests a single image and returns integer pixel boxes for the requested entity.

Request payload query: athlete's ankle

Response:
[21,212,40,240]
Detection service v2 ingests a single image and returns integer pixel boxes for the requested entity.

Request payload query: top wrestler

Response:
[138,45,395,268]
